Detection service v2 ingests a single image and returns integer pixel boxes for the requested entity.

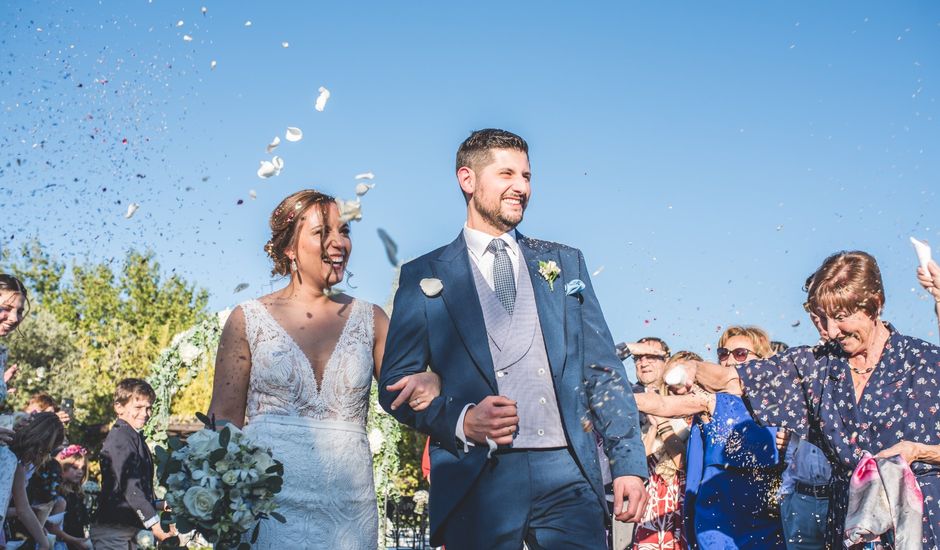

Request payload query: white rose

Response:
[221,469,240,486]
[419,278,443,297]
[178,342,201,365]
[368,428,384,455]
[183,485,220,520]
[186,429,221,459]
[252,449,276,473]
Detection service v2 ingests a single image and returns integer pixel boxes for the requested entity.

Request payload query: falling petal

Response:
[337,198,362,222]
[244,20,252,27]
[355,183,374,196]
[249,190,257,200]
[183,34,193,42]
[124,203,139,219]
[271,156,284,171]
[592,265,605,277]
[266,136,281,153]
[791,320,801,328]
[210,60,217,70]
[315,86,330,112]
[257,161,277,178]
[234,283,249,293]
[377,228,399,266]
[176,20,184,27]
[201,6,207,14]
[281,41,290,48]
[354,171,374,180]
[285,127,303,142]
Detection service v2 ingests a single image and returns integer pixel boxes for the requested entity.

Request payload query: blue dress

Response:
[685,393,786,549]
[737,323,940,549]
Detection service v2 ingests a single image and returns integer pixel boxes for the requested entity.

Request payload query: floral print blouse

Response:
[737,323,940,549]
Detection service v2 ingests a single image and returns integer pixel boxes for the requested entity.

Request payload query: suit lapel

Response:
[432,234,499,393]
[518,235,567,380]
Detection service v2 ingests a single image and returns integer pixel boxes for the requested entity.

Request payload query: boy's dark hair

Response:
[11,412,65,467]
[456,128,528,174]
[113,378,156,406]
[26,392,59,412]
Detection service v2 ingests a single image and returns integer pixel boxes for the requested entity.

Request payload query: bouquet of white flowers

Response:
[155,413,285,549]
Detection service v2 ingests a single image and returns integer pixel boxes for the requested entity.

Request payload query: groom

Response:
[379,129,648,549]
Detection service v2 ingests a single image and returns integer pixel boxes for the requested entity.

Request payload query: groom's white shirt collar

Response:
[462,225,520,290]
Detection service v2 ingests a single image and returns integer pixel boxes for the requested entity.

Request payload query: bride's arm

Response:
[207,306,251,429]
[372,305,440,412]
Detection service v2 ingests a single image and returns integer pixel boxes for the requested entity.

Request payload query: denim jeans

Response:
[781,491,829,550]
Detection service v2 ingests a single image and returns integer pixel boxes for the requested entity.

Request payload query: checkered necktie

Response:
[487,238,516,315]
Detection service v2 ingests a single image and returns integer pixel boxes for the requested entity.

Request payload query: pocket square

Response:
[565,279,585,296]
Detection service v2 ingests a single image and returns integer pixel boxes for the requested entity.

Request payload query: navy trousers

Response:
[442,447,607,550]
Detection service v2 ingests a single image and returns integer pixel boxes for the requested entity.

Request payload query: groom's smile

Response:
[463,148,531,235]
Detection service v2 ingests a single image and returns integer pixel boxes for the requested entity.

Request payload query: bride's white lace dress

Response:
[240,299,378,549]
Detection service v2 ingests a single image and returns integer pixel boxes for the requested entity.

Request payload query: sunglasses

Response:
[716,347,755,363]
[633,354,666,362]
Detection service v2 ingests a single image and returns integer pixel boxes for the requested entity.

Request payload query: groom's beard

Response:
[472,194,525,233]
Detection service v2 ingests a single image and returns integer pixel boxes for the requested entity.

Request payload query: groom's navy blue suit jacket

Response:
[379,232,646,544]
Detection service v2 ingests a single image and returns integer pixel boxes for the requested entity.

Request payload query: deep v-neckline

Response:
[254,299,357,394]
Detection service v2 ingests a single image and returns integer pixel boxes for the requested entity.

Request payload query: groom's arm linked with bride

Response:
[378,129,649,549]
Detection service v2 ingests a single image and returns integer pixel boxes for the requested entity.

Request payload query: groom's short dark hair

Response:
[456,129,528,173]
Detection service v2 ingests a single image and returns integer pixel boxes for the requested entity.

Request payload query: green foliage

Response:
[2,241,209,427]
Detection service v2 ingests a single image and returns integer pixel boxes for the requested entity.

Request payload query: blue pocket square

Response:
[565,279,586,296]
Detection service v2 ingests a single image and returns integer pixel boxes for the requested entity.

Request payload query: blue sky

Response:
[2,1,939,366]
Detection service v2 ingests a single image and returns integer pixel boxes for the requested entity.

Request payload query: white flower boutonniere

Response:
[420,278,443,297]
[538,260,561,291]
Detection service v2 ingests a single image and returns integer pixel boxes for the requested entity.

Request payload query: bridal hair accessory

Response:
[57,444,88,460]
[564,279,585,297]
[419,278,443,297]
[538,260,561,291]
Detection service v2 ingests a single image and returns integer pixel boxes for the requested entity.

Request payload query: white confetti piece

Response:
[266,136,280,153]
[315,86,330,112]
[124,203,140,219]
[272,156,284,172]
[337,198,362,222]
[210,60,217,70]
[201,6,207,14]
[911,237,932,272]
[281,41,290,48]
[354,171,374,180]
[257,160,278,178]
[234,283,249,293]
[592,265,605,277]
[183,34,193,42]
[355,183,374,196]
[176,20,184,27]
[244,20,252,27]
[285,127,303,142]
[249,189,257,200]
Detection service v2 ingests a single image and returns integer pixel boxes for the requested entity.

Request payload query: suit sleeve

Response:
[105,429,158,526]
[378,262,468,456]
[576,250,648,479]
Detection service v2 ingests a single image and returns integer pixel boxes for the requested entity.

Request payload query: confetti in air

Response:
[354,171,374,180]
[201,6,207,14]
[266,136,280,153]
[210,60,217,70]
[182,34,193,42]
[257,157,284,178]
[244,20,252,27]
[592,266,605,277]
[281,41,289,48]
[176,20,184,27]
[234,283,249,293]
[124,203,140,219]
[315,86,330,112]
[355,183,374,197]
[249,190,257,200]
[285,127,303,142]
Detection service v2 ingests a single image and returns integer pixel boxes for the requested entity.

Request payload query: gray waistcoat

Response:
[470,257,566,448]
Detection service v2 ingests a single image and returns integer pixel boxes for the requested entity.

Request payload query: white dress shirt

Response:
[454,225,521,452]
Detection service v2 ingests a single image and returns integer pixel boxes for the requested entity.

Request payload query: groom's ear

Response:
[457,166,475,200]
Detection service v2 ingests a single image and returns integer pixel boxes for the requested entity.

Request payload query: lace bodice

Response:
[241,299,375,425]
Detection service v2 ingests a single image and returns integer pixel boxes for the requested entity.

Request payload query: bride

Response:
[208,189,438,549]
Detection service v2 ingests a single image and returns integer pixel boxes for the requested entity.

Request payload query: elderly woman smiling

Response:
[682,251,940,548]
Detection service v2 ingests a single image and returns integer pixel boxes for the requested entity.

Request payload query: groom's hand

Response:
[612,475,648,523]
[463,396,519,446]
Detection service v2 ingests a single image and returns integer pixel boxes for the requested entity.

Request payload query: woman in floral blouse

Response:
[681,251,940,549]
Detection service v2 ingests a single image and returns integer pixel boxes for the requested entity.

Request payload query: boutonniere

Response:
[538,260,561,291]
[419,278,443,297]
[565,279,585,297]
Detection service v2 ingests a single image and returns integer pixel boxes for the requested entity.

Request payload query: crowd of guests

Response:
[0,274,171,550]
[612,252,940,549]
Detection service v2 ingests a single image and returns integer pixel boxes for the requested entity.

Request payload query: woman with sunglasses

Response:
[679,251,940,549]
[634,326,785,549]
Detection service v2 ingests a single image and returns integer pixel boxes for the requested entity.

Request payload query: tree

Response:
[2,241,209,427]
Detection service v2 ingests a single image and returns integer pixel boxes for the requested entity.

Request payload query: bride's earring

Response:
[291,259,298,272]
